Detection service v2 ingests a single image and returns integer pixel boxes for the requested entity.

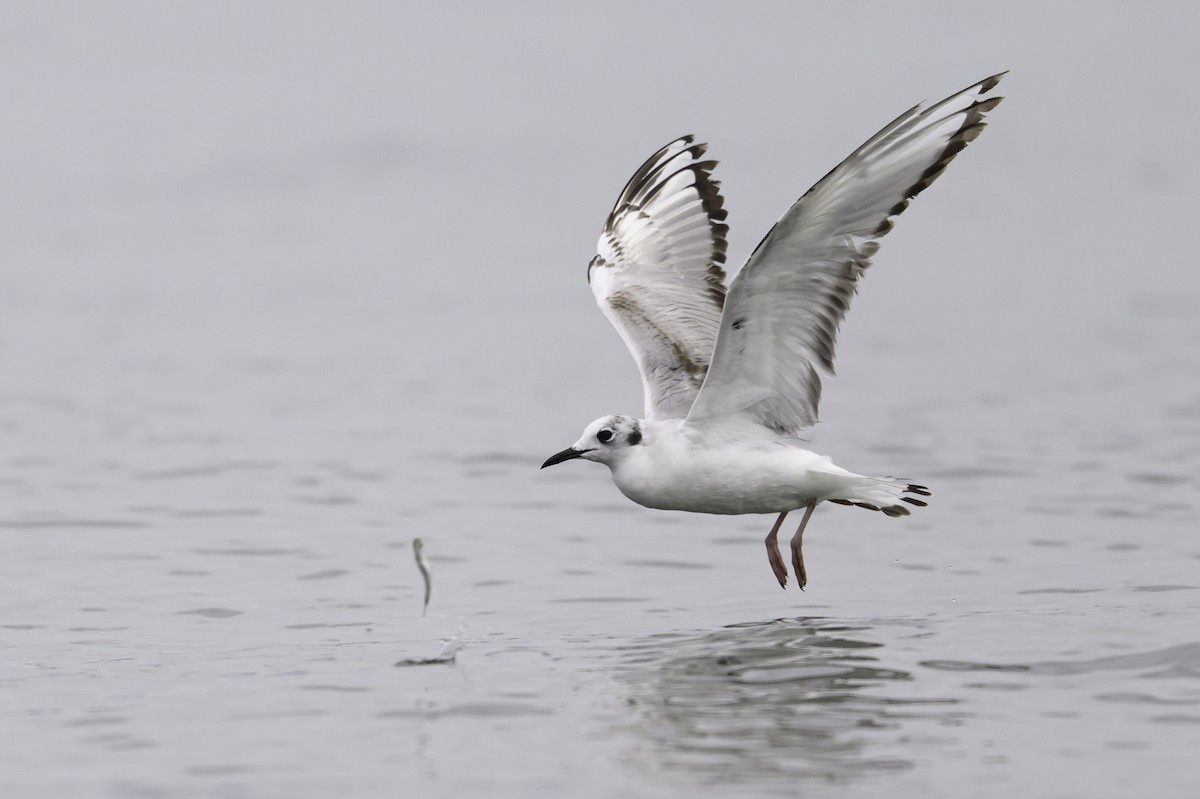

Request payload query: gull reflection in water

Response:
[616,617,964,787]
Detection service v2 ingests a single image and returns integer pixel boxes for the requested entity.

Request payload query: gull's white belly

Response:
[609,441,849,515]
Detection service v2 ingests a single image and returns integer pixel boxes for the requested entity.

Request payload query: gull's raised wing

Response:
[687,73,1005,435]
[588,136,729,420]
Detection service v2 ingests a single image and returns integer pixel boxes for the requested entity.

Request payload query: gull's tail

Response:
[827,478,931,517]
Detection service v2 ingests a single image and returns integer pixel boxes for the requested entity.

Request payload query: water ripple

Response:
[615,617,961,786]
[0,518,145,530]
[177,608,243,619]
[923,643,1200,679]
[378,702,553,720]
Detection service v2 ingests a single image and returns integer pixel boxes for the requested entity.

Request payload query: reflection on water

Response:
[617,618,962,786]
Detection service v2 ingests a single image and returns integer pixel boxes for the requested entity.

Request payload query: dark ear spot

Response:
[627,428,642,446]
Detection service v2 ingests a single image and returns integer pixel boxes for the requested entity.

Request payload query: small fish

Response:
[413,538,431,615]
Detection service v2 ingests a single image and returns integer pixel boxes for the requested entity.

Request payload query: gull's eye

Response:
[597,429,614,443]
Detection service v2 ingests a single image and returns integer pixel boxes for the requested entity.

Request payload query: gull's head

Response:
[541,415,643,470]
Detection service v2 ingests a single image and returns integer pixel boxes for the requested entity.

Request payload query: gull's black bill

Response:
[541,447,585,469]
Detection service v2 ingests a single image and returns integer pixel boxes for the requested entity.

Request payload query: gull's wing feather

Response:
[588,136,729,420]
[687,73,1005,435]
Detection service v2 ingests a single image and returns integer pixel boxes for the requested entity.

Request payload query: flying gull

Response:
[542,74,1004,589]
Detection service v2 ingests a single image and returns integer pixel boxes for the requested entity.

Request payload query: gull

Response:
[541,74,1004,589]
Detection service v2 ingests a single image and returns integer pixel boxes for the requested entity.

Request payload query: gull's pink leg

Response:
[765,511,790,589]
[790,501,818,591]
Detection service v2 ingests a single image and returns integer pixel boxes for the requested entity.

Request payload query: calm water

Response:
[3,3,1200,797]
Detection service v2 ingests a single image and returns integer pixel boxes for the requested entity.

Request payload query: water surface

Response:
[3,3,1200,797]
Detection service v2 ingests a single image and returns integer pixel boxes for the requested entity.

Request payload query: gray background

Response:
[3,2,1199,797]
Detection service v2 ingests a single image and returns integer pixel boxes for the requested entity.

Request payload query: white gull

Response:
[542,74,1004,589]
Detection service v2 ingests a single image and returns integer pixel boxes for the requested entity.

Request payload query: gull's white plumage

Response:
[544,74,1004,589]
